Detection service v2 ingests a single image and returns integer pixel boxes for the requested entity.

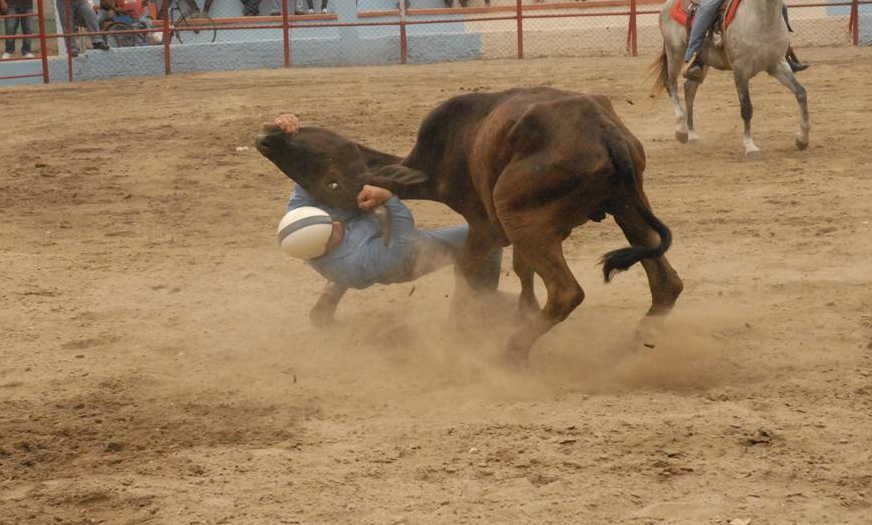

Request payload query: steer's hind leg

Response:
[612,206,683,316]
[612,205,683,345]
[504,239,584,366]
[512,249,539,319]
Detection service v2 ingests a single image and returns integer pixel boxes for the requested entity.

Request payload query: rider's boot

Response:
[682,53,705,82]
[786,45,809,73]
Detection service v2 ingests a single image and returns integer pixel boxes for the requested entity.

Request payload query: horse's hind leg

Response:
[664,48,690,143]
[733,72,761,159]
[768,60,810,150]
[683,71,707,143]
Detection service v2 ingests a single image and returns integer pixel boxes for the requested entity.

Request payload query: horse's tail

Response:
[600,131,672,283]
[649,45,668,98]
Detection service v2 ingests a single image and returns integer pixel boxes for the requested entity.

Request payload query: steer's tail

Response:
[600,133,673,283]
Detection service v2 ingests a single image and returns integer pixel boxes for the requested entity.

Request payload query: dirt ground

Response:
[1,46,871,525]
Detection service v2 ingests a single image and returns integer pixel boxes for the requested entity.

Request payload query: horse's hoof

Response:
[795,137,809,151]
[675,130,689,144]
[744,150,763,161]
[687,131,700,143]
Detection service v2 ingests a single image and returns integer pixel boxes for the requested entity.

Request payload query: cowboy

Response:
[683,1,807,81]
[278,183,501,326]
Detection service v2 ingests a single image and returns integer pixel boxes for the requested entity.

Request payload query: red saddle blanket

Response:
[670,0,743,31]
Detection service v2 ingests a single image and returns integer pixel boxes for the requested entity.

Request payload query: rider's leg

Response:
[683,0,725,80]
[781,5,808,72]
[786,45,808,73]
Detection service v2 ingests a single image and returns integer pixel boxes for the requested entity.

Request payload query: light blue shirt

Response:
[288,186,419,289]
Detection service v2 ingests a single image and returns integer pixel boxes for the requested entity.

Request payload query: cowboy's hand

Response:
[357,185,393,211]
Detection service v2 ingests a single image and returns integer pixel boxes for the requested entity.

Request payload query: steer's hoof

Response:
[503,345,530,370]
[309,307,336,328]
[675,130,689,144]
[795,137,809,151]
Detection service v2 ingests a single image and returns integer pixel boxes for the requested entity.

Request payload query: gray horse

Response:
[652,0,810,158]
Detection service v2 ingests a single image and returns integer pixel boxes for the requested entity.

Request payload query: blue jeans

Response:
[684,0,725,62]
[412,226,502,284]
[55,0,103,53]
[4,7,33,54]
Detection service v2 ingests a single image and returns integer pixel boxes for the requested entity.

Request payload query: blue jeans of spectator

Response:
[412,226,502,284]
[684,0,725,62]
[4,7,33,54]
[273,0,328,13]
[55,0,104,53]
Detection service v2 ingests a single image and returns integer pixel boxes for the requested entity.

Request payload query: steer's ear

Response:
[355,142,403,169]
[364,165,430,198]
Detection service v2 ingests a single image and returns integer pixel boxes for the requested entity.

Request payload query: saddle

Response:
[670,0,743,32]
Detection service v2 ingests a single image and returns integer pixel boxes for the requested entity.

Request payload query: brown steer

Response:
[257,87,683,365]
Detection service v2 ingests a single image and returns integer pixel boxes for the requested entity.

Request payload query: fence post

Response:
[849,0,859,45]
[627,0,638,56]
[36,0,49,83]
[282,0,291,67]
[63,0,73,81]
[516,0,523,59]
[161,0,171,74]
[400,2,408,64]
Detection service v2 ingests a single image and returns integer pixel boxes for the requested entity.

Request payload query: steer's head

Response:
[256,114,375,210]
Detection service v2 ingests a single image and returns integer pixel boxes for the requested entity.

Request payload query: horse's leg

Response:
[683,71,706,143]
[768,60,810,150]
[733,71,761,159]
[664,46,690,143]
[512,249,539,319]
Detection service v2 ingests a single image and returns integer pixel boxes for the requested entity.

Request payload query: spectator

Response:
[2,0,34,59]
[303,0,329,13]
[241,0,259,16]
[98,0,158,43]
[271,0,328,16]
[55,0,110,56]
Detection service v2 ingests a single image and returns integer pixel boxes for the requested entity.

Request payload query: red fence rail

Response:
[0,0,867,84]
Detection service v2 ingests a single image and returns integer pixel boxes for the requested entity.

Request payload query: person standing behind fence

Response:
[2,0,35,59]
[303,0,328,14]
[270,0,328,16]
[55,0,111,56]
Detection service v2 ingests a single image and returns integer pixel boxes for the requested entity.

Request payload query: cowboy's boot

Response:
[786,46,809,73]
[682,54,705,82]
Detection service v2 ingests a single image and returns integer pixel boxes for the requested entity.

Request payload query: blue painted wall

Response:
[0,0,480,82]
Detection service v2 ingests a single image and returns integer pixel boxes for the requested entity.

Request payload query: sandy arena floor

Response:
[1,47,871,525]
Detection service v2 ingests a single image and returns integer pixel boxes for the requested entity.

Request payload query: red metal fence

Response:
[1,0,868,84]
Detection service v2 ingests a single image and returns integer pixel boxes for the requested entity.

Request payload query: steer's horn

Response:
[372,206,392,247]
[274,113,301,135]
